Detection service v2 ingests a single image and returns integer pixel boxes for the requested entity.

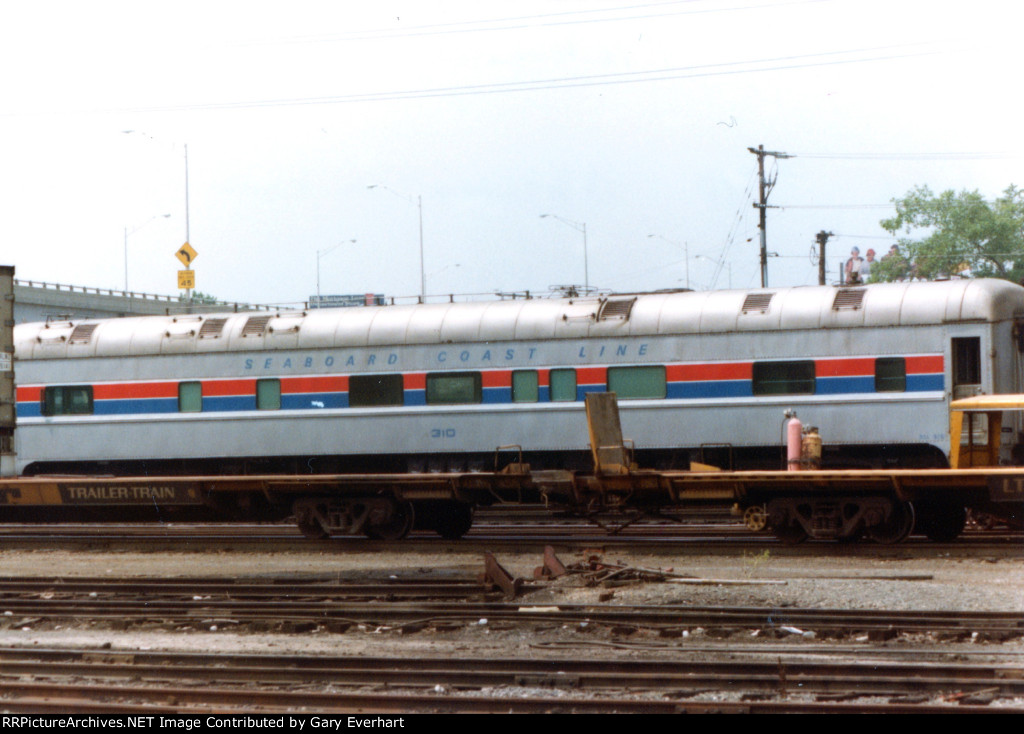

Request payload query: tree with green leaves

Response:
[874,185,1024,283]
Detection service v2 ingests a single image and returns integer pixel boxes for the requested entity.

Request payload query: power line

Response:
[14,41,937,117]
[245,1,836,44]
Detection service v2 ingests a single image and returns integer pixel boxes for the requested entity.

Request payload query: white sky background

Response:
[1,0,1020,306]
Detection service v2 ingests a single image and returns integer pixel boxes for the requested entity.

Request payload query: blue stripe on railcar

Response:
[482,387,511,404]
[576,384,605,401]
[815,376,876,395]
[667,380,753,399]
[93,398,178,415]
[203,395,257,412]
[281,393,348,410]
[404,389,427,406]
[906,374,944,392]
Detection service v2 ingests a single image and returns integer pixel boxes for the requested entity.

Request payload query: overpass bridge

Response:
[13,279,270,324]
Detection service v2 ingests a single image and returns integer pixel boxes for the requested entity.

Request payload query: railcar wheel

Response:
[866,501,915,545]
[742,504,768,532]
[294,504,329,540]
[915,502,966,542]
[364,500,415,541]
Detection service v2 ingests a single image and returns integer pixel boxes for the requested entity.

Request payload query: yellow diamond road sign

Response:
[176,242,198,267]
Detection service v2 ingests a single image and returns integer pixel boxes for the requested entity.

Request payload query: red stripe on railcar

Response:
[93,382,179,400]
[576,366,607,385]
[666,362,752,382]
[16,386,42,402]
[815,358,875,377]
[282,376,348,394]
[481,371,511,388]
[202,379,258,397]
[403,373,426,390]
[905,355,944,373]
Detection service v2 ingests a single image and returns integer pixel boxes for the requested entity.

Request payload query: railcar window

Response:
[549,369,577,402]
[256,379,281,410]
[178,382,203,412]
[41,386,94,416]
[952,337,981,387]
[426,372,482,404]
[752,361,816,395]
[349,374,404,407]
[607,366,667,399]
[512,370,539,402]
[874,358,906,392]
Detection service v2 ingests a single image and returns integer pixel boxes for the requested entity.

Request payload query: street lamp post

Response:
[317,239,357,306]
[368,185,425,302]
[648,234,689,290]
[540,214,588,291]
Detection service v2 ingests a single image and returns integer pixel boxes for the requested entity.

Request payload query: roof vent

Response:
[241,315,272,337]
[598,298,636,321]
[833,288,866,310]
[68,323,99,345]
[741,293,774,314]
[198,317,228,339]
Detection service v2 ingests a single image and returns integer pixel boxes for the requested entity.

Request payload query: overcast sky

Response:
[1,0,1019,308]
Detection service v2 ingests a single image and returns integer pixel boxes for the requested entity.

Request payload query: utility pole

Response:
[748,145,794,287]
[815,230,833,286]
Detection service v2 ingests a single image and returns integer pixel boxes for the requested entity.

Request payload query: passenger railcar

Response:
[12,278,1024,478]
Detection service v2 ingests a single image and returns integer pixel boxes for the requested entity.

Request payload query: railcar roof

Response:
[14,278,1024,360]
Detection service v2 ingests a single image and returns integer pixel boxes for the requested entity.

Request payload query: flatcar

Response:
[12,278,1024,482]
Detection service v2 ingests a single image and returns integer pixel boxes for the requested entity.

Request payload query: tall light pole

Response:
[368,185,425,302]
[316,239,357,306]
[540,214,588,291]
[648,234,689,290]
[123,132,192,296]
[124,213,171,293]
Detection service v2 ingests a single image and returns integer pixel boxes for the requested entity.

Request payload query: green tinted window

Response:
[752,361,815,395]
[607,366,667,399]
[256,379,281,410]
[426,373,482,404]
[875,358,906,392]
[512,371,539,403]
[549,369,577,402]
[41,386,94,416]
[178,382,203,412]
[349,374,405,407]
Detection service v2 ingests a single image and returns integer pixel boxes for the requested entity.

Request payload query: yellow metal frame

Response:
[948,394,1024,468]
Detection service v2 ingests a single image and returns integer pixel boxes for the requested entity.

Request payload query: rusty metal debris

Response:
[479,552,523,599]
[545,550,698,586]
[533,545,568,580]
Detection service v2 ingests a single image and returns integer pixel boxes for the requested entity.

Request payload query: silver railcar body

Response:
[12,279,1024,475]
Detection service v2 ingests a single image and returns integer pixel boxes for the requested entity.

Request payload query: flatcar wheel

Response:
[364,500,415,541]
[867,501,915,545]
[433,502,475,540]
[742,505,768,532]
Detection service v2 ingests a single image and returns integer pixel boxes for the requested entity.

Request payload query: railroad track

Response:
[0,647,1020,714]
[1,575,1022,640]
[0,521,1016,550]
